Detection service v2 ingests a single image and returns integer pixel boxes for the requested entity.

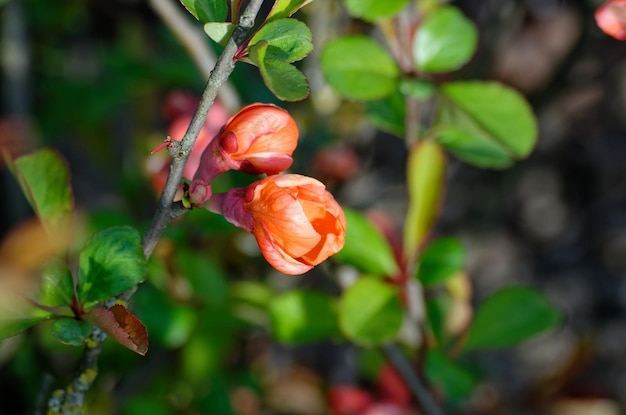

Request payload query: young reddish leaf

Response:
[86,305,148,355]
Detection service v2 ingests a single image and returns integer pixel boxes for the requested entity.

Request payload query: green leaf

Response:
[435,126,514,169]
[464,286,562,351]
[320,35,399,101]
[400,79,436,100]
[426,296,449,347]
[425,349,475,399]
[266,0,314,22]
[0,315,50,340]
[230,281,273,309]
[343,0,409,22]
[249,18,313,62]
[417,237,465,286]
[175,251,228,307]
[365,91,406,138]
[39,259,74,307]
[250,41,309,101]
[339,277,404,345]
[269,290,339,344]
[179,0,228,23]
[52,318,92,346]
[439,81,537,159]
[413,6,478,73]
[6,148,73,233]
[333,208,399,277]
[403,140,446,262]
[77,226,146,304]
[204,22,235,46]
[134,283,197,348]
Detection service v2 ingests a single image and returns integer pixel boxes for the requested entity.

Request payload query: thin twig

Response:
[46,1,265,413]
[147,0,240,113]
[382,343,446,415]
[142,0,263,258]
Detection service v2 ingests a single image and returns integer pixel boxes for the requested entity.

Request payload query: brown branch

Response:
[46,1,265,413]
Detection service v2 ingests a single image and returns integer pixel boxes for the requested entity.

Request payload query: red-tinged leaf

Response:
[86,304,148,355]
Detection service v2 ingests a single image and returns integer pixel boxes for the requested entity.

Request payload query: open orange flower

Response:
[209,174,346,275]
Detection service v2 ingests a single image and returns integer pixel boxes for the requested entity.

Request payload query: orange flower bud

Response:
[221,103,298,174]
[596,0,626,40]
[208,174,346,275]
[194,103,298,181]
[243,174,346,274]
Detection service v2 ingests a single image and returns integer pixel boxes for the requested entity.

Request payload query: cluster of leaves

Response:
[254,0,560,402]
[321,3,537,169]
[183,0,314,101]
[1,149,149,355]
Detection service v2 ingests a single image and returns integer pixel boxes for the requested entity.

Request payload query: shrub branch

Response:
[45,1,264,413]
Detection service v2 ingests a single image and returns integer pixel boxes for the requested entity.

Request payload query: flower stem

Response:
[382,343,446,415]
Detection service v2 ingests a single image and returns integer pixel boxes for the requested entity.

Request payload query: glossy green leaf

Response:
[435,126,514,169]
[343,0,409,21]
[6,148,72,233]
[250,41,309,101]
[269,290,339,344]
[417,237,465,286]
[39,259,74,307]
[464,286,562,351]
[414,6,478,73]
[249,18,313,62]
[439,81,537,159]
[77,226,146,303]
[266,0,314,22]
[403,140,446,262]
[365,91,406,138]
[333,208,399,277]
[320,35,399,101]
[52,318,92,346]
[425,349,475,399]
[339,277,404,345]
[179,0,228,23]
[204,22,235,46]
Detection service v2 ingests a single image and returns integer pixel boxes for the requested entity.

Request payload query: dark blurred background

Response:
[2,0,626,414]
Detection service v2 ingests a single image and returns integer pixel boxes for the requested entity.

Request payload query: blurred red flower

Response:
[595,0,626,40]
